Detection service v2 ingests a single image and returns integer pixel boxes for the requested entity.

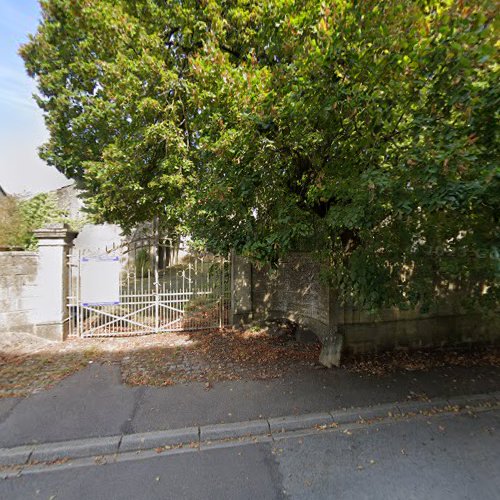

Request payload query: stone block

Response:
[201,420,269,441]
[268,412,333,434]
[446,393,500,408]
[397,399,449,416]
[319,332,344,367]
[30,435,121,462]
[0,445,33,466]
[34,321,68,341]
[330,403,401,424]
[0,310,30,328]
[0,254,38,276]
[120,427,199,452]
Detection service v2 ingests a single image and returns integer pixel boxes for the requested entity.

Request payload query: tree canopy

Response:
[21,0,499,310]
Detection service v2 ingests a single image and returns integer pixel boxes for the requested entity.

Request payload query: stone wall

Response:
[339,307,499,355]
[0,225,77,341]
[251,253,331,339]
[0,251,39,335]
[52,184,84,220]
[237,252,500,356]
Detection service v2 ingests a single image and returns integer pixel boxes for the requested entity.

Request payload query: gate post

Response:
[230,252,253,326]
[33,223,77,341]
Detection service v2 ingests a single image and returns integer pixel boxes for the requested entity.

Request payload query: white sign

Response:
[81,256,121,306]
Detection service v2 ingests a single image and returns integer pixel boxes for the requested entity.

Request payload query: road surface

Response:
[1,408,498,499]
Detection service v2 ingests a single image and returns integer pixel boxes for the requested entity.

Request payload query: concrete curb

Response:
[329,402,402,424]
[269,412,333,433]
[1,391,499,468]
[0,445,33,466]
[201,419,270,441]
[30,436,121,463]
[120,427,199,453]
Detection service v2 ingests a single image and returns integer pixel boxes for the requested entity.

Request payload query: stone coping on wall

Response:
[0,250,38,256]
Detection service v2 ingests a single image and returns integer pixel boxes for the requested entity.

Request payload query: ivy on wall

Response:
[0,193,86,250]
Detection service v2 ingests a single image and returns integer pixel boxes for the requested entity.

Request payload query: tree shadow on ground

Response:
[0,329,498,398]
[0,328,321,397]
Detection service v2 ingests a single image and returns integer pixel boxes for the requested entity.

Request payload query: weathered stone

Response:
[265,319,297,339]
[268,413,333,434]
[0,445,33,466]
[32,224,77,341]
[233,253,500,356]
[330,404,402,424]
[318,329,344,368]
[230,253,252,325]
[294,325,319,344]
[30,435,120,462]
[201,420,269,441]
[0,252,39,336]
[120,427,199,452]
[0,226,77,341]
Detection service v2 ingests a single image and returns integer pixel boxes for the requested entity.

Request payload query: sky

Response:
[0,0,69,195]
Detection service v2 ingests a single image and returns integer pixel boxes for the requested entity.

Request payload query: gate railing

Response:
[67,240,230,337]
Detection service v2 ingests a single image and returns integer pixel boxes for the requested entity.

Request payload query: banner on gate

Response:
[80,255,120,306]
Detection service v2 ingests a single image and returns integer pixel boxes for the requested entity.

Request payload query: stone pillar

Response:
[318,288,344,368]
[318,326,344,368]
[33,223,77,341]
[230,252,253,326]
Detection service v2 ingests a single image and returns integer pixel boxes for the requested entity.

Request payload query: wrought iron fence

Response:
[67,239,230,337]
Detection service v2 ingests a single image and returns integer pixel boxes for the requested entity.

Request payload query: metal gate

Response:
[67,238,231,337]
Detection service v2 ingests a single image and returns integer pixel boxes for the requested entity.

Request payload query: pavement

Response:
[0,361,499,454]
[0,390,498,469]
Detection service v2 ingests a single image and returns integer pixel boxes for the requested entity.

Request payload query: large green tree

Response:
[21,0,499,310]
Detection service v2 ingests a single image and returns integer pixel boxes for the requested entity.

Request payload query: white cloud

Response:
[0,64,38,111]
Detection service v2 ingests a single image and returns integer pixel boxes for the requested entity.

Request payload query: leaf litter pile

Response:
[120,327,322,386]
[0,328,321,397]
[345,347,500,376]
[0,351,91,398]
[1,328,499,398]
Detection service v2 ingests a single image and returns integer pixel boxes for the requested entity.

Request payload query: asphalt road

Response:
[1,408,499,500]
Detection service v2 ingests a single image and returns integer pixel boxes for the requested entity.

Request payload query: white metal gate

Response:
[67,239,230,337]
